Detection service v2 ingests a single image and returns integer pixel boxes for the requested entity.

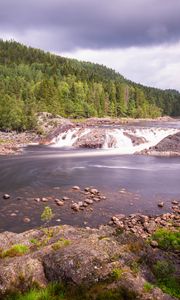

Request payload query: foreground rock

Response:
[0,224,178,299]
[0,131,37,155]
[141,131,180,156]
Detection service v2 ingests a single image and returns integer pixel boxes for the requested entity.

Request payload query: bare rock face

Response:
[0,257,47,294]
[0,225,177,299]
[123,132,147,146]
[142,131,180,156]
[73,129,107,148]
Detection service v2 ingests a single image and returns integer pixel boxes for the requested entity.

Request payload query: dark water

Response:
[0,145,180,232]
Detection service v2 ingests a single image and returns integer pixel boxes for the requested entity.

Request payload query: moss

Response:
[111,268,124,280]
[151,228,180,251]
[3,281,139,300]
[52,238,71,251]
[1,244,29,258]
[143,282,154,292]
[153,260,180,299]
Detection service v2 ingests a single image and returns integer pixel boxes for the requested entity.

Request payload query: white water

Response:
[50,127,179,155]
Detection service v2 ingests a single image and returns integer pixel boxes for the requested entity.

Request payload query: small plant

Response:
[152,260,180,299]
[130,261,140,275]
[111,268,124,280]
[143,282,154,292]
[151,228,180,251]
[52,238,71,251]
[1,244,29,258]
[41,206,54,234]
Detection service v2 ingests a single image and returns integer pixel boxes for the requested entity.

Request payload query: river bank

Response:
[0,217,179,299]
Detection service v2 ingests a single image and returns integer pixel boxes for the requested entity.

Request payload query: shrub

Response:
[1,244,29,258]
[151,228,180,251]
[52,238,71,251]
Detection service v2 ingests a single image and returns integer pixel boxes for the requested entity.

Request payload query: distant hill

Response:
[0,39,180,130]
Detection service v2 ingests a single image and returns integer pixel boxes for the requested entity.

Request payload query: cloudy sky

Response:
[0,0,180,91]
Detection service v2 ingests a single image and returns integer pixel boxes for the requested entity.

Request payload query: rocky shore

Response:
[0,131,37,155]
[0,219,179,299]
[140,132,180,157]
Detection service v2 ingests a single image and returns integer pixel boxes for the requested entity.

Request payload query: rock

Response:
[71,203,80,211]
[62,196,70,201]
[172,200,179,205]
[99,196,106,200]
[90,188,98,195]
[150,240,158,247]
[84,199,93,205]
[72,186,80,191]
[113,214,126,220]
[10,213,17,217]
[41,197,48,202]
[34,197,41,202]
[23,217,31,223]
[158,202,164,208]
[55,200,64,206]
[3,194,10,199]
[144,221,156,233]
[92,197,100,202]
[84,187,90,192]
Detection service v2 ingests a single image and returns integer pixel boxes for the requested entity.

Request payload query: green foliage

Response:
[143,282,154,292]
[111,268,124,280]
[153,260,180,299]
[4,282,138,300]
[1,244,29,258]
[52,238,71,250]
[0,40,180,131]
[41,206,53,224]
[151,228,180,251]
[4,283,65,300]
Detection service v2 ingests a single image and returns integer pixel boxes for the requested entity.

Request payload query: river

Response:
[0,121,180,232]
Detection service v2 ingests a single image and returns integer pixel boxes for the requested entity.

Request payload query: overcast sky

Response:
[0,0,180,91]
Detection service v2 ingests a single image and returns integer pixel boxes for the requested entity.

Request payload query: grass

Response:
[151,228,180,251]
[52,238,71,251]
[111,268,124,280]
[4,282,138,300]
[1,244,29,258]
[4,283,65,300]
[153,260,180,299]
[143,282,154,293]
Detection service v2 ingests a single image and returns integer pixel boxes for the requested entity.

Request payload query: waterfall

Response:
[50,126,179,154]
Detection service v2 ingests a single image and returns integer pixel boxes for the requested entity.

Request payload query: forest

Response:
[0,40,180,131]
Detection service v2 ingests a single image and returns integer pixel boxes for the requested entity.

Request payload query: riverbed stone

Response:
[3,194,10,199]
[72,186,80,191]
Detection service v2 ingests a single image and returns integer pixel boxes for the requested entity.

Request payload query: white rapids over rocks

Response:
[51,127,179,155]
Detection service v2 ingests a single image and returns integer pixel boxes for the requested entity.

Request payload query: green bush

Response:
[151,228,180,251]
[1,244,29,258]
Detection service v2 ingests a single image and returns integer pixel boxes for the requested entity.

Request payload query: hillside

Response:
[0,40,180,131]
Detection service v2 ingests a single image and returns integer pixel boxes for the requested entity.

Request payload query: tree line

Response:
[0,40,180,131]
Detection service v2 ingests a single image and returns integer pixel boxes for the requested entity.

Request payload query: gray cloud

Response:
[0,0,180,51]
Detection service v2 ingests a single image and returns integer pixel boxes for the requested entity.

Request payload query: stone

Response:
[23,217,31,223]
[72,186,80,191]
[85,199,93,205]
[41,197,48,202]
[158,202,164,208]
[3,194,10,199]
[90,188,98,195]
[34,197,41,202]
[71,203,80,211]
[150,240,158,248]
[10,213,17,217]
[93,197,100,202]
[172,200,179,205]
[84,187,90,192]
[99,196,106,200]
[55,200,64,206]
[62,196,70,201]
